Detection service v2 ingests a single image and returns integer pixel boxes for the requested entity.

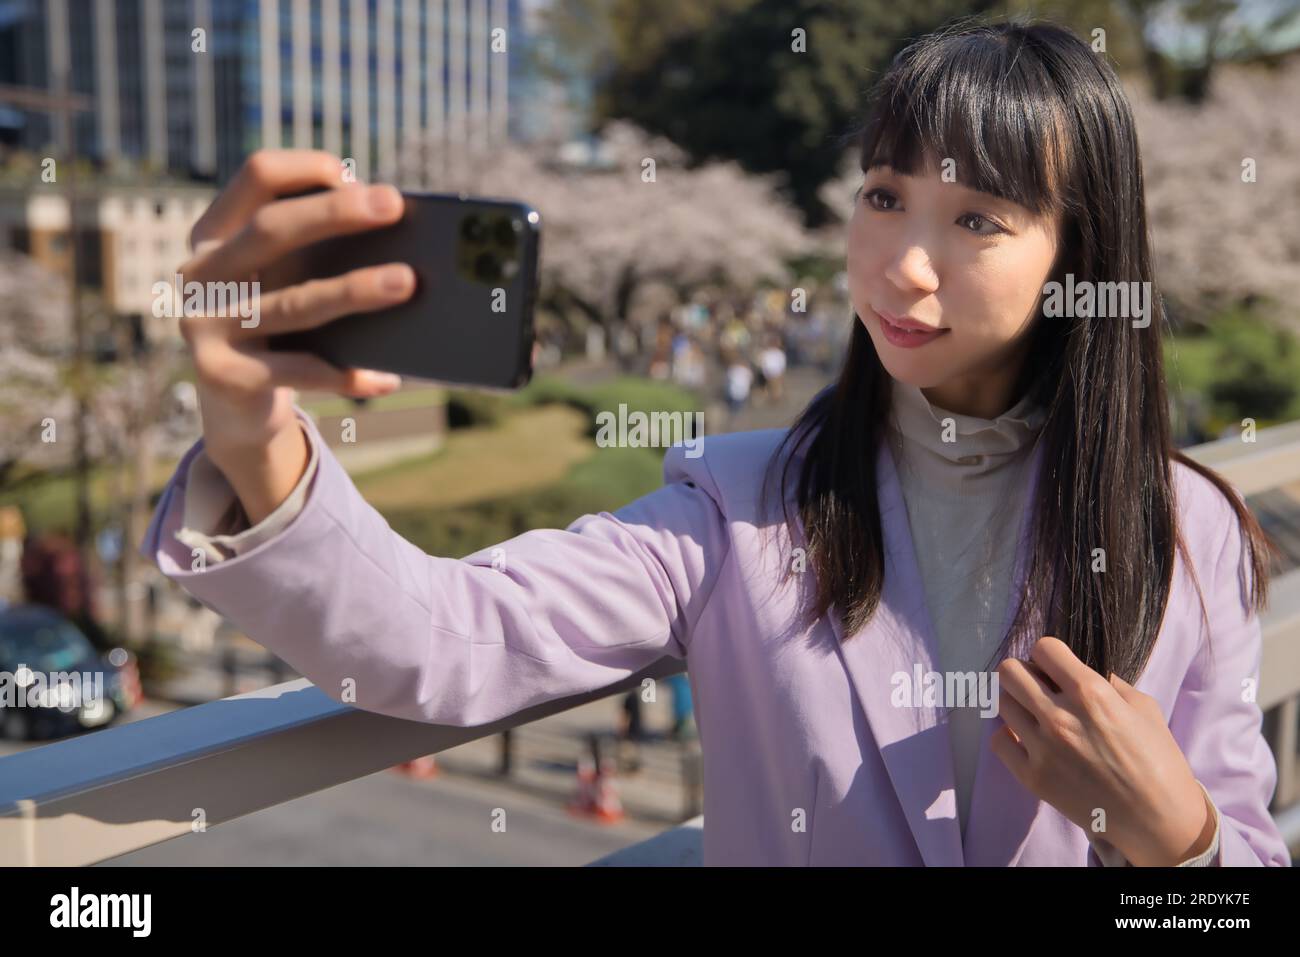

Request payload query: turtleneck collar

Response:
[886,376,1046,491]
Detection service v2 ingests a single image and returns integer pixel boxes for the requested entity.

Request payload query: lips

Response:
[871,307,951,349]
[875,308,945,333]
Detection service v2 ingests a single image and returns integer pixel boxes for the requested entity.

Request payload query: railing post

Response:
[221,642,237,698]
[498,729,513,777]
[681,740,703,820]
[1277,695,1298,807]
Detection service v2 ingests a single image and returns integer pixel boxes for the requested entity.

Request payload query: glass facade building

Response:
[0,0,529,184]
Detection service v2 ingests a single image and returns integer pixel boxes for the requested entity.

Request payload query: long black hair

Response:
[758,16,1275,683]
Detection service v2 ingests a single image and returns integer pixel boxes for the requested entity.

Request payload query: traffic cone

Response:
[592,757,625,823]
[568,754,624,823]
[567,755,597,817]
[392,755,439,779]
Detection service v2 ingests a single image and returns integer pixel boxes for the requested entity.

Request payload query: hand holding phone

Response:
[262,188,542,391]
[175,149,419,521]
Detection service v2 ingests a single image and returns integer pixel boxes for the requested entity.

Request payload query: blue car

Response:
[0,604,139,741]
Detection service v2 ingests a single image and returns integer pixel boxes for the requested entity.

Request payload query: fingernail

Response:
[382,264,413,292]
[370,372,402,390]
[369,184,402,217]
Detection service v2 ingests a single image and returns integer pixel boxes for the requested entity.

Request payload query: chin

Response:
[863,328,952,390]
[880,363,951,391]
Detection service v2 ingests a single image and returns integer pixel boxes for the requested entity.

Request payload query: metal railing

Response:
[2,423,1299,866]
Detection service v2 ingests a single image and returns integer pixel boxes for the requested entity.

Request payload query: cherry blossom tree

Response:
[402,121,819,353]
[0,249,75,482]
[1129,57,1300,330]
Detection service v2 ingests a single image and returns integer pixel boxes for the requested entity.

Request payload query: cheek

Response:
[845,216,877,306]
[957,253,1052,342]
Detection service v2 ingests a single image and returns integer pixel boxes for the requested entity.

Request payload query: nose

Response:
[884,242,939,296]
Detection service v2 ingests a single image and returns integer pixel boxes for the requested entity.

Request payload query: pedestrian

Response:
[724,355,753,420]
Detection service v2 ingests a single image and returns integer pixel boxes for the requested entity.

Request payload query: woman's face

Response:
[846,158,1062,419]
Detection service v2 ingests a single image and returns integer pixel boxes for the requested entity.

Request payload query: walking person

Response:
[723,353,753,424]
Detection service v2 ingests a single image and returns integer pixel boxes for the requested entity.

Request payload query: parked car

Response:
[0,603,141,741]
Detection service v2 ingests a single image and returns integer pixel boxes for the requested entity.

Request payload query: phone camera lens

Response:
[475,251,501,282]
[462,215,486,243]
[494,218,519,250]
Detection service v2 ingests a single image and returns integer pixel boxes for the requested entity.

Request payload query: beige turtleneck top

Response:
[886,376,1045,835]
[172,391,1220,865]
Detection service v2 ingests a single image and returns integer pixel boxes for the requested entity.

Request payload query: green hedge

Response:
[1165,308,1300,430]
[444,388,512,428]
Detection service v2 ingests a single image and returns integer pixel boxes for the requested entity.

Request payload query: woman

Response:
[142,18,1290,865]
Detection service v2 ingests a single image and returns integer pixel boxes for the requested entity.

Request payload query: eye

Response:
[957,212,1005,236]
[862,187,898,211]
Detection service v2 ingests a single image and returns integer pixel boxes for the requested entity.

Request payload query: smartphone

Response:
[263,189,541,390]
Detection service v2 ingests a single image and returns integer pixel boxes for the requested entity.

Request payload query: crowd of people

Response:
[642,278,849,422]
[614,278,850,757]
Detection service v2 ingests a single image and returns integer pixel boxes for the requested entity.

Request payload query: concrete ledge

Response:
[587,816,703,866]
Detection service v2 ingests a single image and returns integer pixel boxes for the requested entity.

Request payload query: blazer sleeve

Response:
[1163,490,1292,866]
[139,403,731,727]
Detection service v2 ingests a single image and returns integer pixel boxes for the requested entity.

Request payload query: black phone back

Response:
[264,191,540,390]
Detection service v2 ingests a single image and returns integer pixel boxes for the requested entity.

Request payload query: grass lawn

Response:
[372,374,697,557]
[354,404,595,510]
[379,440,670,559]
[4,375,698,556]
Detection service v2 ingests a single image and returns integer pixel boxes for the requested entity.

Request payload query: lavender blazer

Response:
[140,406,1291,866]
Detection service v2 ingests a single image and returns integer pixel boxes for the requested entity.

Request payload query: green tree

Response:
[1117,0,1300,102]
[1204,312,1300,423]
[598,0,1001,226]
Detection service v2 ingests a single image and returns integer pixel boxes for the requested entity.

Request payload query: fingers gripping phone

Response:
[263,189,541,390]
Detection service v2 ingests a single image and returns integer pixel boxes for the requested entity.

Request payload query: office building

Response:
[0,0,529,185]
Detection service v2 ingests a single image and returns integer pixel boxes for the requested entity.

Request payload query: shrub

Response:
[444,389,511,429]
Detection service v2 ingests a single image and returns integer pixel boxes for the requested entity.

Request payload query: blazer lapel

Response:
[827,439,963,867]
[826,436,1048,866]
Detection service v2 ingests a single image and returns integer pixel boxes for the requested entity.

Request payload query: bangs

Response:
[858,27,1071,219]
